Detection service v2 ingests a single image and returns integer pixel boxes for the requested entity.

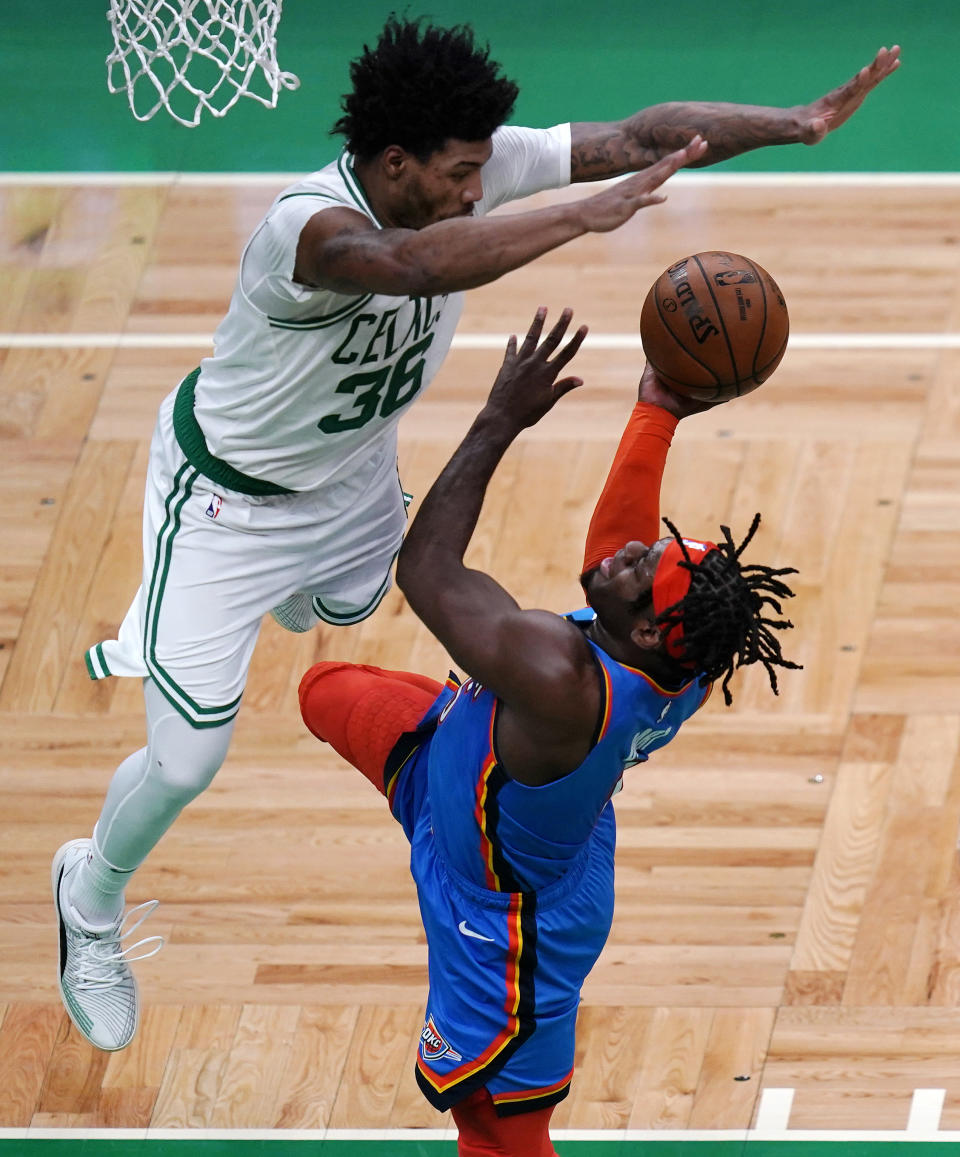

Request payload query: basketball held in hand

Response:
[639,251,789,401]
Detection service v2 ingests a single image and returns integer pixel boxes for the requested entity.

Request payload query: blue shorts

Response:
[385,707,616,1117]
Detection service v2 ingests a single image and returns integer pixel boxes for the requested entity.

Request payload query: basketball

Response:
[639,251,789,401]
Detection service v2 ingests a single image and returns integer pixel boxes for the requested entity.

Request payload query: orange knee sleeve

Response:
[298,661,441,793]
[353,663,446,698]
[451,1088,557,1157]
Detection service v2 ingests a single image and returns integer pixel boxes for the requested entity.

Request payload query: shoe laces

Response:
[73,900,164,991]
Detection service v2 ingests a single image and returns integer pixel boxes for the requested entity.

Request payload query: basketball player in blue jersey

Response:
[298,307,801,1156]
[53,13,897,1052]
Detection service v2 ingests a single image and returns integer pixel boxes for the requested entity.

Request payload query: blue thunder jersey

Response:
[385,611,711,1115]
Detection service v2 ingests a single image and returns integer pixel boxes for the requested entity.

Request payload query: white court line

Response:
[455,333,960,352]
[907,1089,947,1134]
[754,1086,795,1132]
[1,332,959,350]
[0,171,958,187]
[5,1124,960,1142]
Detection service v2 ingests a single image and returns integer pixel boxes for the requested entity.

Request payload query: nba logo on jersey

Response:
[420,1015,462,1063]
[205,495,223,519]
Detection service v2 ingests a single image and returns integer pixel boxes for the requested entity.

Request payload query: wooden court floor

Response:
[2,175,960,1133]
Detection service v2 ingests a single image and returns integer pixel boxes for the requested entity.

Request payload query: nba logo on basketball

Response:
[420,1015,462,1063]
[205,495,223,519]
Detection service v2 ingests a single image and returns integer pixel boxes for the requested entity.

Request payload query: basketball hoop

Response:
[106,0,300,127]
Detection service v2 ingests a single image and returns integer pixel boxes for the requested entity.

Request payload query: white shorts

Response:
[84,388,408,726]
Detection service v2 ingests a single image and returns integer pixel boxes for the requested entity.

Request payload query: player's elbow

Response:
[395,550,413,594]
[395,542,427,602]
[396,541,455,624]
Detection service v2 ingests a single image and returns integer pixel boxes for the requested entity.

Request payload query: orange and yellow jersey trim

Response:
[415,888,540,1109]
[384,673,460,812]
[473,703,504,890]
[593,657,614,744]
[490,1066,575,1116]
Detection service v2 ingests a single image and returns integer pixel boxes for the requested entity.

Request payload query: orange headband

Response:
[652,537,717,660]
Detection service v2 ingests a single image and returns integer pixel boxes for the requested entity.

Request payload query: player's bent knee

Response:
[147,711,233,801]
[298,661,438,796]
[298,661,361,741]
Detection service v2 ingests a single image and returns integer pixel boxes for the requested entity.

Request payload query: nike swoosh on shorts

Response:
[458,920,495,942]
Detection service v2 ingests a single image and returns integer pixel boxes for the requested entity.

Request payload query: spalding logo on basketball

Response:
[639,251,789,402]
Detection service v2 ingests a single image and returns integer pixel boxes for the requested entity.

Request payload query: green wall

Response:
[2,0,954,172]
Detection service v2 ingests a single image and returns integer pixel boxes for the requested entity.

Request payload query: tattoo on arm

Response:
[571,102,798,181]
[570,122,660,181]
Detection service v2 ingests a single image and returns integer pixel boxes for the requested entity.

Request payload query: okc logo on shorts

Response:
[420,1015,462,1063]
[205,495,223,519]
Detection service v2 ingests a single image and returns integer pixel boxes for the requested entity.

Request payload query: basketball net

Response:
[106,0,300,127]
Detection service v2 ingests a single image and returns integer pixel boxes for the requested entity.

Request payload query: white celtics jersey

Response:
[190,124,572,492]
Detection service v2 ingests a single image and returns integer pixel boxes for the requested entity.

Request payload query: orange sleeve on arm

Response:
[581,402,679,578]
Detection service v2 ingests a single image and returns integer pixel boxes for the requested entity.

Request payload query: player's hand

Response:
[483,307,588,431]
[637,361,720,417]
[577,136,707,233]
[795,45,900,145]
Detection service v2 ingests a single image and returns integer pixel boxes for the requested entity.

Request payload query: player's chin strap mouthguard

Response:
[652,537,717,662]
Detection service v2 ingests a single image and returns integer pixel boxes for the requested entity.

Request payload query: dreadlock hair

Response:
[331,16,519,162]
[656,513,802,706]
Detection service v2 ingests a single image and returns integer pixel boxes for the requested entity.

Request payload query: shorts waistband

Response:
[173,368,294,497]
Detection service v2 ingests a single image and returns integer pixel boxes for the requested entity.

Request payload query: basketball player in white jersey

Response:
[52,15,899,1051]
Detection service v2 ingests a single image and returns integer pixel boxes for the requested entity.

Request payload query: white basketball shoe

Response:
[52,839,163,1051]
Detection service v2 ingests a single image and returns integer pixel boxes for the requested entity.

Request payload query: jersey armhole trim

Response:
[268,291,374,330]
[173,369,294,497]
[587,649,612,749]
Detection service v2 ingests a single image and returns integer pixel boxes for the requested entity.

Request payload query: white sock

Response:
[66,838,133,928]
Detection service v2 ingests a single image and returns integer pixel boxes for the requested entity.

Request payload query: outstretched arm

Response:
[396,310,601,782]
[570,45,900,180]
[581,365,718,586]
[397,308,587,685]
[295,139,706,295]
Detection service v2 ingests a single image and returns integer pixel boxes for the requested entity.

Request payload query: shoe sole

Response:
[52,838,136,1052]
